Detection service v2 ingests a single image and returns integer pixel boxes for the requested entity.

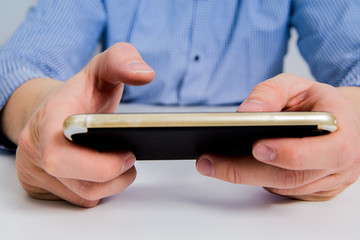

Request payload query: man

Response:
[0,0,359,207]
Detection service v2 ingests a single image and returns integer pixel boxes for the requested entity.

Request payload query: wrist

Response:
[0,78,63,145]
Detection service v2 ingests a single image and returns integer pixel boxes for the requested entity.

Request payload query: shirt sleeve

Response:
[290,0,360,87]
[0,0,106,109]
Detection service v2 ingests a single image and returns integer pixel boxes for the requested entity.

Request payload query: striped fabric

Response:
[1,0,360,107]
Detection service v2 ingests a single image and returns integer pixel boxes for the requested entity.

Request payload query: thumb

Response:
[87,42,155,89]
[67,42,155,113]
[237,73,315,112]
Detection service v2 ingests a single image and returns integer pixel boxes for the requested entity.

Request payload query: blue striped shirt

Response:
[1,0,360,107]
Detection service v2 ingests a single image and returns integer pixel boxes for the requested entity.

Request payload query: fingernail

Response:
[126,60,154,73]
[121,154,136,173]
[237,99,264,112]
[197,158,214,176]
[253,144,275,161]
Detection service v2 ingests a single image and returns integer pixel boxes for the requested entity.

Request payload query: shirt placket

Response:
[179,0,212,105]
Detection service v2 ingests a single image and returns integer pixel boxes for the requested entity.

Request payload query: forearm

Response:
[0,78,63,145]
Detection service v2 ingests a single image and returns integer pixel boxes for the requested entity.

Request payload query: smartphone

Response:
[63,112,337,160]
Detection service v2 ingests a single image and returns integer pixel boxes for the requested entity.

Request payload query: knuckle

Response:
[17,130,41,168]
[277,169,306,189]
[96,160,122,183]
[76,181,102,201]
[224,164,244,184]
[336,137,357,170]
[271,187,293,196]
[15,158,35,186]
[78,199,99,208]
[98,55,114,81]
[18,129,39,158]
[109,42,138,60]
[254,80,283,99]
[330,172,343,183]
[18,130,28,148]
[41,147,60,177]
[281,147,304,170]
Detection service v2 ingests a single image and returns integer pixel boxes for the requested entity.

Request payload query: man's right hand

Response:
[0,43,155,207]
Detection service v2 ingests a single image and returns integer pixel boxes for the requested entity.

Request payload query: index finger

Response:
[252,133,355,171]
[40,133,136,182]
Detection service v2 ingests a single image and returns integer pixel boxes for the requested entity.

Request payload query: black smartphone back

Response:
[64,112,337,160]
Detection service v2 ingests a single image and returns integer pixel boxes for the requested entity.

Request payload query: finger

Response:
[264,187,342,201]
[236,73,315,112]
[87,42,155,88]
[58,166,137,201]
[17,130,136,206]
[39,132,136,182]
[237,74,360,171]
[21,114,137,182]
[265,184,347,201]
[57,42,155,114]
[252,129,358,171]
[16,154,99,207]
[265,159,360,196]
[252,136,348,170]
[264,174,346,197]
[196,154,330,189]
[20,176,100,208]
[266,183,352,201]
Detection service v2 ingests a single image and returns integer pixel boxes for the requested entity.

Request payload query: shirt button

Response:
[194,55,200,61]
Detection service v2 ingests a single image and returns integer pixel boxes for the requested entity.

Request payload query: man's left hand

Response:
[196,73,360,201]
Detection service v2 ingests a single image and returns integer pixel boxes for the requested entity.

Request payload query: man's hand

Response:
[196,73,360,201]
[1,43,155,207]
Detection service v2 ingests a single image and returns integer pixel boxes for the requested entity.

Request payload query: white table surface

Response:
[0,104,359,240]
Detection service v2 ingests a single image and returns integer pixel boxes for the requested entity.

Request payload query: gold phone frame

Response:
[64,112,337,141]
